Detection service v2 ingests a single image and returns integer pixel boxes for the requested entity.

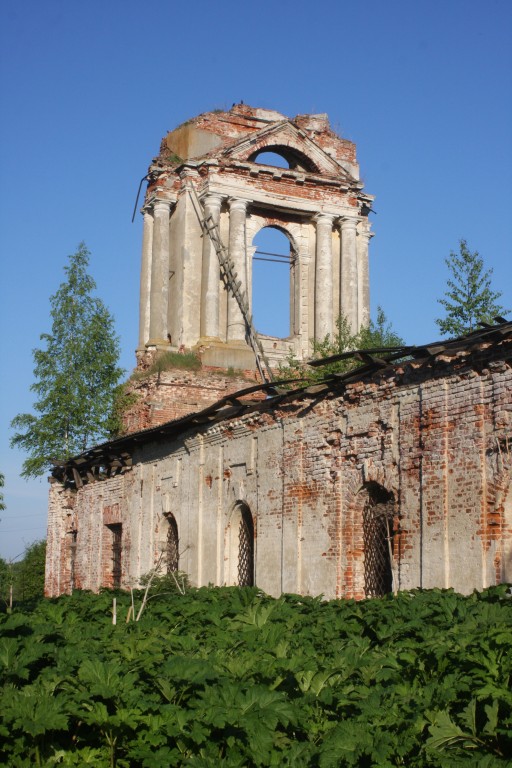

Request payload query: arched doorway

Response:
[251,226,295,338]
[363,483,395,597]
[166,514,179,573]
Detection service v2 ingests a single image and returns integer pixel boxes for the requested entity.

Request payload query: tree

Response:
[11,243,124,478]
[0,541,47,606]
[357,306,405,350]
[436,239,507,337]
[0,472,5,516]
[278,307,405,383]
[14,540,47,601]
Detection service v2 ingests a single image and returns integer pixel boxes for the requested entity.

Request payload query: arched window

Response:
[252,226,295,338]
[69,530,77,593]
[363,483,395,597]
[166,514,179,573]
[249,144,317,172]
[227,503,255,587]
[252,151,290,168]
[107,524,122,589]
[238,506,254,587]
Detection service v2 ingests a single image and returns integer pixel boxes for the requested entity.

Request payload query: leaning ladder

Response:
[188,187,274,384]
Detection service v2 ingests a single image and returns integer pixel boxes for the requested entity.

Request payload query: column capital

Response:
[179,166,201,183]
[203,192,224,211]
[357,227,375,241]
[313,212,335,225]
[153,198,173,215]
[339,215,359,231]
[228,197,248,213]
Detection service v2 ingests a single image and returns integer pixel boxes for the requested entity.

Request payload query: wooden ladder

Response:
[188,187,274,384]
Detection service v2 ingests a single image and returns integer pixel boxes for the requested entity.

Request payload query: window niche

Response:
[166,513,179,573]
[226,502,255,587]
[362,483,395,598]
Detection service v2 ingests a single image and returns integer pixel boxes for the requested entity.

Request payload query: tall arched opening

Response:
[226,502,255,587]
[166,513,179,573]
[251,226,295,339]
[363,483,395,597]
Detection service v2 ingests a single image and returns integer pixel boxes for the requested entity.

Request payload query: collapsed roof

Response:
[51,319,512,490]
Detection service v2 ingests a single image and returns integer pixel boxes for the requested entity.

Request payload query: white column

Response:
[148,199,171,345]
[200,193,223,339]
[227,198,248,343]
[340,216,359,333]
[138,209,153,348]
[314,213,334,340]
[357,226,373,329]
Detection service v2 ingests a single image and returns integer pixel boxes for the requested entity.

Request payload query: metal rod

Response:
[253,256,293,265]
[254,249,291,259]
[131,175,149,223]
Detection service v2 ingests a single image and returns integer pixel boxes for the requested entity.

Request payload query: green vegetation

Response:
[107,383,140,438]
[436,239,508,337]
[279,308,405,383]
[10,244,123,477]
[166,153,183,165]
[131,351,202,382]
[0,540,46,609]
[0,471,5,515]
[1,585,511,766]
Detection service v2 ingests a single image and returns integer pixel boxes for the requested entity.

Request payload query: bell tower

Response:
[137,104,374,373]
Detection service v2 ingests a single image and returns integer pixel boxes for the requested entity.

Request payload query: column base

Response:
[146,339,172,348]
[200,340,256,371]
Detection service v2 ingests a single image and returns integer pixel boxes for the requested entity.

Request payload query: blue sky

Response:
[1,0,511,560]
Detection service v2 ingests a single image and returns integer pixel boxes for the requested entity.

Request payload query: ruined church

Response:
[45,104,512,599]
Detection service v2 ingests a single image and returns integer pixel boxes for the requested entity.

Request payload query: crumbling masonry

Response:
[45,106,512,598]
[137,104,373,372]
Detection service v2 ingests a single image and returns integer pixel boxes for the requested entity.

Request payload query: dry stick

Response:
[170,570,186,595]
[136,553,164,621]
[112,597,117,625]
[130,587,135,622]
[126,604,133,623]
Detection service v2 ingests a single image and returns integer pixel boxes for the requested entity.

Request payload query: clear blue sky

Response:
[1,0,511,560]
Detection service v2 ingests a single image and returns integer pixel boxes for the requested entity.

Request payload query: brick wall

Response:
[46,340,512,599]
[121,367,261,433]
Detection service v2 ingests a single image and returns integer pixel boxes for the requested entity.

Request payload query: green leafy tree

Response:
[357,306,405,350]
[0,556,12,608]
[11,244,124,477]
[436,239,507,337]
[279,307,405,383]
[12,540,46,601]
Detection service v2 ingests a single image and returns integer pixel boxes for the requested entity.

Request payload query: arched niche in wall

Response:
[362,482,395,598]
[226,502,255,587]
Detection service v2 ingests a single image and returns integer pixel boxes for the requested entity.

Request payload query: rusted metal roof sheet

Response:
[51,319,512,488]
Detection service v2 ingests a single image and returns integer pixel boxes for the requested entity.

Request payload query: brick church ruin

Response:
[45,105,512,599]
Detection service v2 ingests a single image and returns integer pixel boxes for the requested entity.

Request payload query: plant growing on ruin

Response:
[278,307,405,383]
[436,239,508,336]
[11,243,124,477]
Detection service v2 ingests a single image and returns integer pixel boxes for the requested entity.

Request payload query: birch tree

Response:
[11,243,123,477]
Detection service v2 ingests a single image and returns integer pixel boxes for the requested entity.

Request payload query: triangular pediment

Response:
[220,120,353,180]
